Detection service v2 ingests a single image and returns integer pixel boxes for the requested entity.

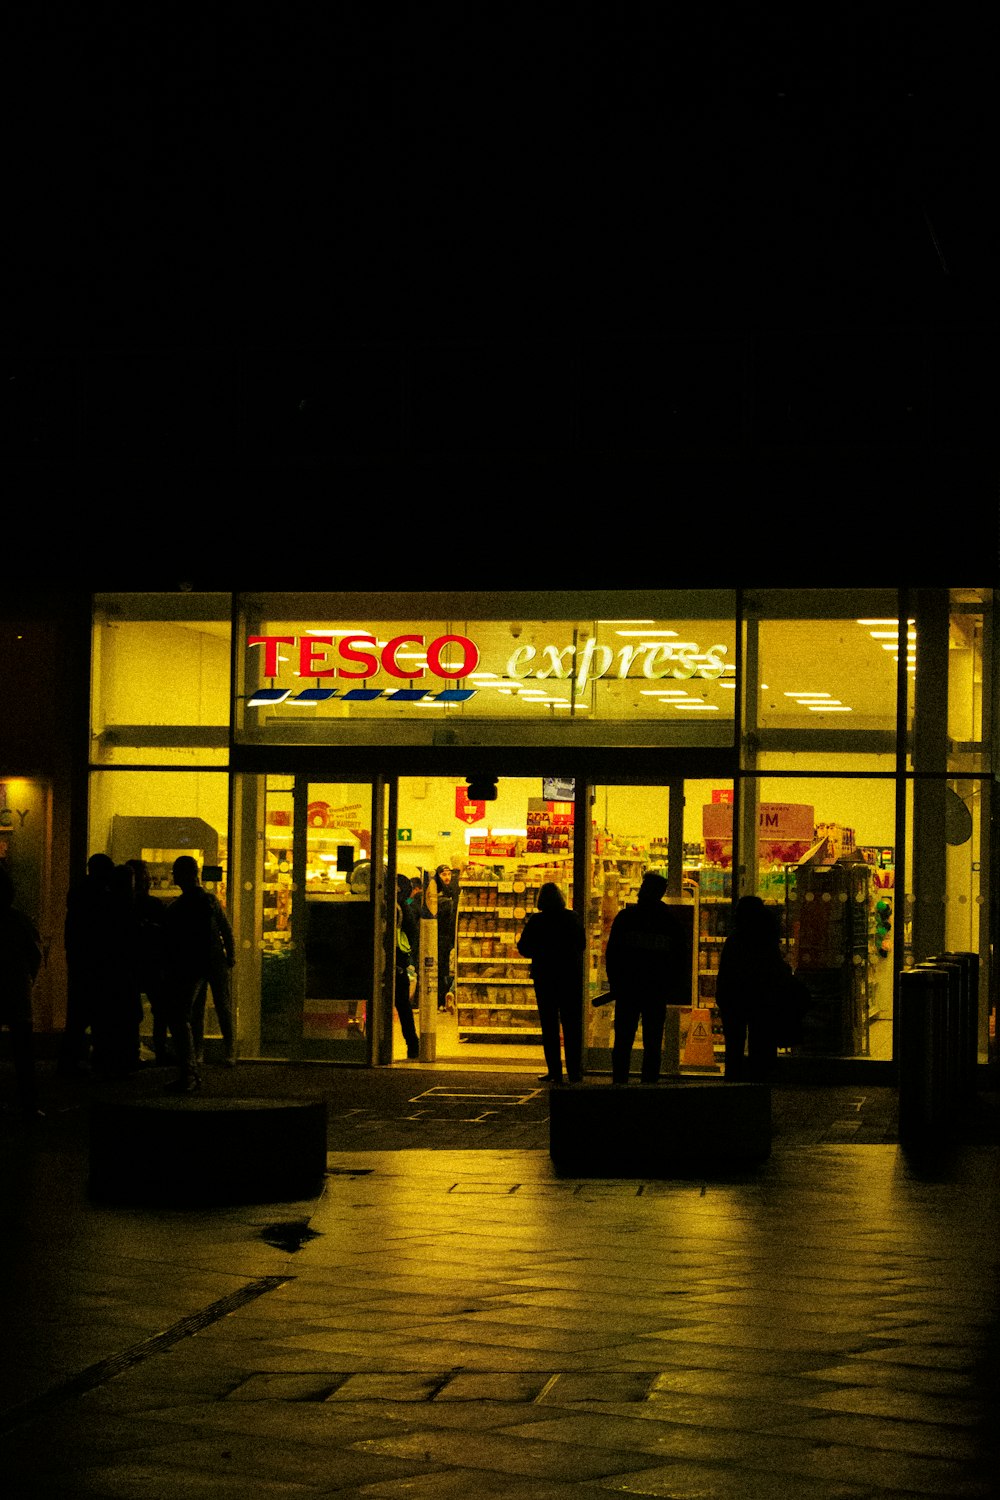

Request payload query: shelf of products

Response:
[454,857,572,1041]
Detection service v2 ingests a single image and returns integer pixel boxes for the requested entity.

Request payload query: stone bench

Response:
[89,1096,328,1207]
[548,1079,771,1177]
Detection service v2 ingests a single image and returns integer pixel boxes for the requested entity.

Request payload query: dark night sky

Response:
[7,9,997,584]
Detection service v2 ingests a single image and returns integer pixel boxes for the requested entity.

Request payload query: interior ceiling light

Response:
[808,704,852,712]
[614,628,680,637]
[784,691,832,698]
[673,702,720,710]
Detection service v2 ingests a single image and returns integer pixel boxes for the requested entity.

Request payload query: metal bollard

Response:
[938,951,980,1101]
[898,967,955,1147]
[918,958,963,1118]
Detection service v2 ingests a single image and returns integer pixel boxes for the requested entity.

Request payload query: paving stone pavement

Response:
[1,1061,998,1498]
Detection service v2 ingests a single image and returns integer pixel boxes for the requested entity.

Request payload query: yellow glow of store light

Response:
[614,629,680,637]
[673,702,720,710]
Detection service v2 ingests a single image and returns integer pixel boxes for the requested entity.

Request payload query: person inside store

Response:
[394,874,420,1059]
[516,881,585,1084]
[434,864,458,1010]
[190,867,237,1067]
[605,871,680,1086]
[715,894,791,1081]
[161,855,218,1093]
[59,851,116,1075]
[0,863,43,1120]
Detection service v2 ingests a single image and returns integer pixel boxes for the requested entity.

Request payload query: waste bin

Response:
[898,967,955,1147]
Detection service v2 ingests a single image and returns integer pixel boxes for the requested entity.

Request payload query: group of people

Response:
[517,873,797,1086]
[61,853,235,1094]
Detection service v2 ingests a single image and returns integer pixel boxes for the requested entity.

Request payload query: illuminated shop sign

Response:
[246,632,729,707]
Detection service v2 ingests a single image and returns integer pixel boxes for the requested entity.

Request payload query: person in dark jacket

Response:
[126,858,171,1064]
[517,882,585,1084]
[0,864,43,1117]
[59,852,115,1073]
[715,895,790,1081]
[605,871,678,1085]
[161,855,217,1093]
[190,874,237,1066]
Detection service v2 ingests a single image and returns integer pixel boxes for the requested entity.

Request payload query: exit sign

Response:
[397,828,413,842]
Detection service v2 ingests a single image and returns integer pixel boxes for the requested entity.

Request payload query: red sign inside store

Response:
[455,787,486,824]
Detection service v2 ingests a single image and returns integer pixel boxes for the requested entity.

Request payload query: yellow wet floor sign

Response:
[680,1007,716,1068]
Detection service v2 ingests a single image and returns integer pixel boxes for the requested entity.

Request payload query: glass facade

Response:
[84,586,997,1077]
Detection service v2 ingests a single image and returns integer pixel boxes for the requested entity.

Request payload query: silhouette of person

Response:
[0,864,43,1118]
[190,872,237,1066]
[161,855,217,1093]
[605,871,678,1085]
[126,858,171,1064]
[716,895,789,1081]
[516,881,585,1084]
[90,862,144,1077]
[59,852,116,1074]
[394,875,419,1059]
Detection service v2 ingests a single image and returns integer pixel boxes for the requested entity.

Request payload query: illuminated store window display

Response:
[82,588,996,1077]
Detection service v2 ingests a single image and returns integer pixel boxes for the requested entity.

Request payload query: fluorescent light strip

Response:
[808,704,853,712]
[673,702,720,711]
[615,629,680,637]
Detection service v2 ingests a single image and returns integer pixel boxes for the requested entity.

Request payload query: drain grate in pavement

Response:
[0,1276,293,1434]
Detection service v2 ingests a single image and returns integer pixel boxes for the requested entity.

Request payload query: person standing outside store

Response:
[517,881,585,1084]
[191,870,237,1067]
[715,895,787,1081]
[0,864,43,1119]
[605,871,678,1086]
[59,852,115,1074]
[161,856,216,1093]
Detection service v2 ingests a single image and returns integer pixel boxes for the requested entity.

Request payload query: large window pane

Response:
[905,587,992,775]
[748,773,897,1061]
[747,589,899,738]
[91,593,231,764]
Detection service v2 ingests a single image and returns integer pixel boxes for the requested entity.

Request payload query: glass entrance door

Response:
[258,776,376,1060]
[586,780,732,1076]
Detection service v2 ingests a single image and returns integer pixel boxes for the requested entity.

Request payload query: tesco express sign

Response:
[247,632,728,700]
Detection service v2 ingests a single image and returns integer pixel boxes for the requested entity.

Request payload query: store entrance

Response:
[394,774,568,1070]
[391,775,730,1075]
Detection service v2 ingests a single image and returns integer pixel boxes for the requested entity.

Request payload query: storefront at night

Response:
[9,587,997,1083]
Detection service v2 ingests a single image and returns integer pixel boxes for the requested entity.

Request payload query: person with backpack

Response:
[161,855,217,1093]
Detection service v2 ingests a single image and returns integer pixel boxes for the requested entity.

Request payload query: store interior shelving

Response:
[454,856,572,1042]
